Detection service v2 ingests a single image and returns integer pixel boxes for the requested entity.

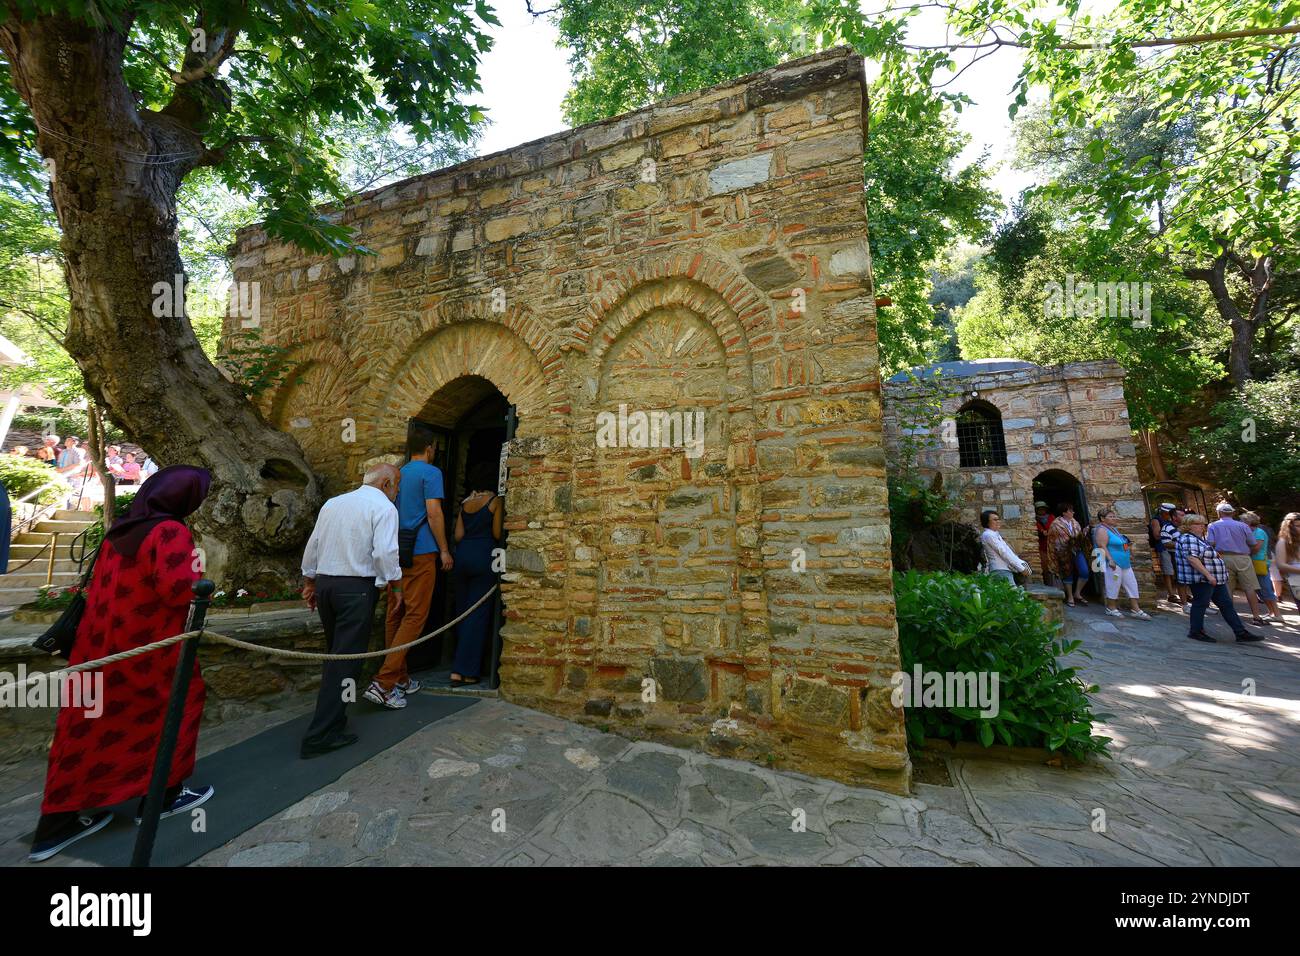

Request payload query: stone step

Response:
[0,571,81,589]
[54,510,98,523]
[31,519,96,535]
[4,560,82,577]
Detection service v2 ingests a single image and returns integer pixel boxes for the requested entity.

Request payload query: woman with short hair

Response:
[1176,513,1263,643]
[979,510,1030,586]
[1094,507,1151,620]
[1241,511,1281,620]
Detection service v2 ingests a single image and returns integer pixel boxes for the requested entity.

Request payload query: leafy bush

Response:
[34,583,84,610]
[9,411,126,445]
[893,570,1111,760]
[1188,372,1300,519]
[0,454,63,504]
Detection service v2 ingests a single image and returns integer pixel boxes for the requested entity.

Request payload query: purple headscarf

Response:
[104,464,212,559]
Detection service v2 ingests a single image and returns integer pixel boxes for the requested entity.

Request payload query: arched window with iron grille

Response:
[955,400,1008,468]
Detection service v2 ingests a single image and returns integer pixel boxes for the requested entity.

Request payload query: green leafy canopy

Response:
[0,0,499,253]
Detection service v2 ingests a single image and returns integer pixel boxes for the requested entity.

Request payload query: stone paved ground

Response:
[2,600,1297,866]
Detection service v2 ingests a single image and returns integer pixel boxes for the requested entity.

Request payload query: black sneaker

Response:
[134,785,215,825]
[1188,631,1217,643]
[29,811,113,862]
[1236,631,1265,643]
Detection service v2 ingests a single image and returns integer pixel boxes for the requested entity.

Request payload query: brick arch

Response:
[262,338,357,424]
[363,321,554,453]
[576,254,762,393]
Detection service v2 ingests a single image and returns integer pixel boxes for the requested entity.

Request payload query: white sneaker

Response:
[1182,603,1193,614]
[396,678,422,695]
[363,681,407,709]
[1128,609,1152,620]
[1105,608,1125,618]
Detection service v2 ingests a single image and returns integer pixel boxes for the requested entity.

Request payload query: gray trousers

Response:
[303,575,379,746]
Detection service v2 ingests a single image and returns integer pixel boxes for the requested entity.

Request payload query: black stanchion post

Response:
[131,578,215,868]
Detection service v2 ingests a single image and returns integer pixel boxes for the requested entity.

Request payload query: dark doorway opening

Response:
[1032,468,1093,595]
[1033,469,1089,524]
[403,383,514,688]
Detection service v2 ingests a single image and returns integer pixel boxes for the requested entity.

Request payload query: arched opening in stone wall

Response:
[1032,468,1095,595]
[1033,468,1089,524]
[402,374,514,685]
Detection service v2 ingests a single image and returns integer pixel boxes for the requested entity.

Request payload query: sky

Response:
[469,2,1046,207]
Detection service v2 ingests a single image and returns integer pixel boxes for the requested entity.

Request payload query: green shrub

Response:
[0,455,63,504]
[10,411,126,445]
[893,570,1111,761]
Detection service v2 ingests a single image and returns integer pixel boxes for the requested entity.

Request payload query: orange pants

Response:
[377,552,438,690]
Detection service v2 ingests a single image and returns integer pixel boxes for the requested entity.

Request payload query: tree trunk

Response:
[1,15,321,588]
[1184,250,1255,386]
[85,403,115,528]
[1141,428,1169,482]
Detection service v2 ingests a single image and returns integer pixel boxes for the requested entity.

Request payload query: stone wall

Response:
[882,359,1155,604]
[228,49,910,792]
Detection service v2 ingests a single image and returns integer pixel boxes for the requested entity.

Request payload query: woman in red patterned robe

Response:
[30,465,214,862]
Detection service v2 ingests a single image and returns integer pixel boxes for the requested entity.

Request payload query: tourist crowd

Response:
[9,435,159,508]
[979,499,1300,644]
[25,434,503,863]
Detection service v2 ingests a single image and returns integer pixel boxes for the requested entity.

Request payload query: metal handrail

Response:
[10,478,67,539]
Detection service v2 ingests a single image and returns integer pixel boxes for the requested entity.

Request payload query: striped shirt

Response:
[1174,532,1226,586]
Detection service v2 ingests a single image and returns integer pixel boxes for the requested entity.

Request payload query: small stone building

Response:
[228,49,912,792]
[882,358,1154,601]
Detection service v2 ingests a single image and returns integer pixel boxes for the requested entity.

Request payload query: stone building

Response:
[881,358,1154,602]
[227,49,911,792]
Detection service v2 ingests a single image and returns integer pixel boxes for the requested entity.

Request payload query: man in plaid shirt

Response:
[1157,505,1190,609]
[1175,513,1261,644]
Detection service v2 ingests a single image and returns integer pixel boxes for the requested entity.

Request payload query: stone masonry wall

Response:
[882,359,1155,604]
[227,49,910,792]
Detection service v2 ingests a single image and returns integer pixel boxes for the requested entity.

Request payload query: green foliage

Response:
[0,453,61,503]
[893,570,1112,760]
[221,328,299,399]
[8,411,125,445]
[885,373,981,571]
[34,582,85,610]
[1187,372,1300,517]
[955,209,1226,431]
[549,0,999,375]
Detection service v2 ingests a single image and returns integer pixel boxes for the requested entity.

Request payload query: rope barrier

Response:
[9,584,500,691]
[203,583,499,662]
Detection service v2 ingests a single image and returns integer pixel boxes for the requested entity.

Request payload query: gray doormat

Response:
[46,692,479,867]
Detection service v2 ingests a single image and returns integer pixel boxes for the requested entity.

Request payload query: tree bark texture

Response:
[0,15,321,587]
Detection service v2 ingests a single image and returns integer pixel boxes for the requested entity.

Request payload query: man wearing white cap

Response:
[1151,503,1188,607]
[1207,502,1271,628]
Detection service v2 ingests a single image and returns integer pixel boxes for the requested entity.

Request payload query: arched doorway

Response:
[1032,468,1088,523]
[1032,468,1091,593]
[403,374,514,686]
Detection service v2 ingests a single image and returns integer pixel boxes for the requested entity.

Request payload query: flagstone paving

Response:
[2,601,1297,866]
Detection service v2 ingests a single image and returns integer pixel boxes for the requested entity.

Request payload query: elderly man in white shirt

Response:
[299,462,402,758]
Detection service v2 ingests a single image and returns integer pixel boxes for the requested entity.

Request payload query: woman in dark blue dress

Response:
[450,461,503,686]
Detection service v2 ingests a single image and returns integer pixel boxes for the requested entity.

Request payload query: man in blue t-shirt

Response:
[367,427,453,709]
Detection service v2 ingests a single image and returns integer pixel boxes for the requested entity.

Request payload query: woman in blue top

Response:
[1242,511,1280,620]
[1094,507,1151,620]
[449,460,505,686]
